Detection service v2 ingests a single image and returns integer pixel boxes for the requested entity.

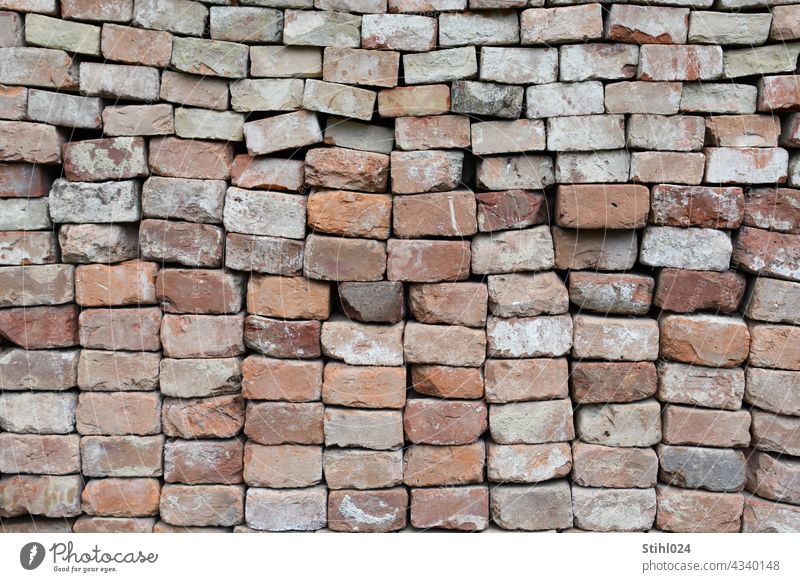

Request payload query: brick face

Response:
[0,0,797,537]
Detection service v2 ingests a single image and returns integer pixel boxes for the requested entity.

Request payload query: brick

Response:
[230,79,303,113]
[654,268,746,313]
[570,361,657,404]
[377,85,450,117]
[745,367,800,416]
[526,81,603,118]
[250,46,322,78]
[149,137,234,180]
[487,314,572,359]
[81,478,159,517]
[451,80,523,119]
[472,227,554,275]
[628,114,704,152]
[659,314,750,368]
[471,120,545,155]
[656,486,743,533]
[0,163,52,198]
[658,445,746,493]
[748,323,800,370]
[556,150,631,184]
[404,399,486,445]
[394,116,469,151]
[76,392,160,436]
[555,184,647,229]
[394,191,476,238]
[322,363,406,409]
[560,43,638,82]
[391,150,462,194]
[302,79,376,121]
[387,239,470,283]
[662,405,751,448]
[522,5,601,44]
[640,226,731,271]
[323,449,403,490]
[476,155,554,191]
[649,184,744,229]
[572,315,659,361]
[210,6,282,43]
[705,147,788,184]
[72,517,155,533]
[404,442,485,486]
[0,305,78,349]
[328,488,407,533]
[751,410,800,456]
[324,407,403,450]
[0,517,71,533]
[50,180,140,223]
[223,188,305,240]
[101,24,172,67]
[639,45,722,81]
[163,395,244,439]
[0,197,51,230]
[605,81,682,114]
[744,188,800,233]
[480,47,557,85]
[0,11,23,47]
[161,314,244,358]
[682,82,756,114]
[492,481,573,531]
[606,5,688,44]
[657,361,744,410]
[160,484,243,527]
[410,486,488,531]
[689,11,770,45]
[487,442,571,484]
[318,0,384,12]
[630,152,705,184]
[25,13,100,55]
[308,189,391,239]
[0,264,74,308]
[724,44,800,79]
[440,10,518,46]
[0,121,64,165]
[743,496,800,533]
[0,47,78,90]
[159,71,229,111]
[78,350,159,392]
[361,14,436,52]
[577,399,661,447]
[27,89,103,129]
[322,47,398,89]
[231,156,304,192]
[245,486,326,531]
[706,115,780,148]
[410,365,484,399]
[321,319,403,365]
[225,233,304,276]
[305,235,385,282]
[0,433,78,474]
[306,147,388,192]
[770,5,800,40]
[244,443,321,488]
[0,475,82,518]
[568,272,652,315]
[133,0,208,36]
[572,443,657,488]
[79,63,159,101]
[79,307,162,352]
[485,358,568,402]
[160,357,242,398]
[247,275,329,321]
[244,315,320,358]
[139,219,224,268]
[156,269,244,315]
[245,401,323,445]
[338,281,404,324]
[548,115,624,152]
[404,47,478,85]
[81,435,164,478]
[0,230,57,265]
[489,399,574,445]
[284,9,360,47]
[103,104,174,137]
[476,190,548,232]
[404,322,485,367]
[165,439,243,485]
[572,486,655,532]
[408,282,485,328]
[734,227,800,282]
[323,116,395,154]
[174,108,244,142]
[746,450,800,506]
[142,177,225,224]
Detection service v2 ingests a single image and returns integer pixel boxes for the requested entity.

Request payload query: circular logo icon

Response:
[20,542,45,570]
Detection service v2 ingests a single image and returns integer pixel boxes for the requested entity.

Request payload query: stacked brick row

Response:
[1,0,799,533]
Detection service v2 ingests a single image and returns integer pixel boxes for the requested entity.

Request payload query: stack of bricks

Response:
[1,0,799,534]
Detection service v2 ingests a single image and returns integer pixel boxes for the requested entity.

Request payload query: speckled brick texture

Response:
[1,0,800,534]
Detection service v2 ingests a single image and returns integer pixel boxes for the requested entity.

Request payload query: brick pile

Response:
[1,0,799,533]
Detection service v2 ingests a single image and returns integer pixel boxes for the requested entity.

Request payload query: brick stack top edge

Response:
[0,0,799,534]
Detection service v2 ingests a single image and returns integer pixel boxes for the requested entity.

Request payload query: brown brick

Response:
[242,356,322,402]
[410,485,489,531]
[410,365,484,399]
[0,304,78,349]
[307,190,392,239]
[77,350,158,392]
[0,163,52,198]
[403,442,485,486]
[0,474,82,518]
[662,405,750,448]
[225,233,304,276]
[475,190,549,233]
[77,392,160,436]
[322,363,406,409]
[161,314,244,359]
[654,268,746,313]
[337,281,405,324]
[387,239,471,283]
[244,316,321,359]
[733,227,800,281]
[101,23,172,67]
[245,401,324,445]
[485,358,568,403]
[247,275,330,320]
[305,147,389,193]
[81,478,160,517]
[323,449,403,490]
[0,433,80,475]
[164,439,243,485]
[162,395,244,439]
[393,190,477,238]
[656,485,743,533]
[304,234,386,282]
[243,443,321,488]
[404,399,487,445]
[76,260,158,307]
[408,282,486,328]
[324,407,404,450]
[751,410,800,456]
[659,314,750,367]
[743,188,800,234]
[556,184,649,229]
[328,488,408,533]
[148,137,234,180]
[156,268,245,315]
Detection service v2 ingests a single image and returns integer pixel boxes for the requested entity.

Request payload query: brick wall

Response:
[1,0,799,533]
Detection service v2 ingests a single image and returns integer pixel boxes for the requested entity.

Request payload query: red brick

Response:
[307,190,392,239]
[225,233,304,276]
[0,163,52,197]
[649,184,744,228]
[162,395,244,439]
[404,399,487,445]
[570,361,657,404]
[387,239,471,282]
[242,356,322,402]
[160,484,244,527]
[393,190,477,238]
[656,485,743,533]
[748,322,800,370]
[0,304,78,348]
[156,268,244,315]
[231,155,304,192]
[78,307,161,351]
[410,485,489,531]
[322,363,406,409]
[305,147,389,193]
[475,190,548,232]
[81,478,160,517]
[556,184,649,229]
[403,442,485,486]
[62,137,147,181]
[654,268,746,313]
[328,488,408,532]
[139,219,224,268]
[164,439,243,485]
[244,316,321,359]
[80,435,164,478]
[245,401,324,445]
[304,234,386,282]
[148,137,234,180]
[247,275,330,320]
[395,115,471,150]
[408,282,486,328]
[76,260,158,307]
[0,474,82,518]
[662,405,751,448]
[743,188,800,234]
[243,443,321,488]
[101,23,172,67]
[659,314,750,367]
[161,314,244,359]
[0,120,65,164]
[76,392,160,436]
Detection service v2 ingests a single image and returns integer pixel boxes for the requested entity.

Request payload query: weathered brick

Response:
[556,150,631,184]
[0,347,78,392]
[724,44,800,80]
[79,307,162,352]
[476,155,554,191]
[174,108,244,142]
[377,85,450,117]
[210,6,282,43]
[658,361,744,410]
[568,272,653,315]
[572,486,655,532]
[577,399,661,447]
[303,79,376,121]
[81,435,164,477]
[250,45,322,78]
[476,190,548,232]
[160,358,242,399]
[156,269,244,315]
[25,13,100,55]
[27,89,102,129]
[139,219,224,268]
[223,187,305,240]
[78,350,159,392]
[404,399,486,445]
[394,191,476,238]
[79,63,159,101]
[662,405,751,448]
[659,314,750,368]
[231,79,304,113]
[410,365,484,399]
[745,367,800,416]
[746,450,800,506]
[132,0,208,36]
[487,442,571,484]
[491,481,573,531]
[743,496,800,532]
[225,233,304,276]
[395,115,469,151]
[682,82,756,114]
[161,313,244,359]
[322,363,406,409]
[638,45,723,81]
[451,80,523,119]
[489,399,574,445]
[391,150,462,194]
[323,449,403,490]
[244,316,320,359]
[570,361,657,404]
[733,227,800,282]
[321,319,403,366]
[0,305,78,349]
[160,484,244,527]
[244,443,321,489]
[485,358,567,403]
[748,322,800,370]
[165,439,243,485]
[640,226,731,271]
[630,151,706,184]
[76,392,161,436]
[0,121,64,165]
[404,442,485,486]
[0,475,82,518]
[81,478,159,517]
[751,410,800,456]
[338,281,405,324]
[306,146,388,192]
[658,445,746,493]
[328,488,407,533]
[560,43,638,82]
[50,179,140,222]
[245,401,323,445]
[284,9,360,47]
[103,104,174,137]
[743,188,800,233]
[0,230,57,265]
[159,71,229,111]
[308,189,391,239]
[101,24,172,67]
[606,5,688,44]
[480,47,557,85]
[572,315,659,361]
[323,116,395,154]
[404,47,478,85]
[149,137,234,180]
[522,5,601,44]
[245,486,325,531]
[605,81,682,114]
[656,485,743,533]
[231,156,304,192]
[0,47,78,90]
[163,395,244,439]
[0,433,79,475]
[487,314,572,358]
[572,443,657,488]
[72,517,156,533]
[410,485,488,531]
[654,268,746,313]
[387,239,471,283]
[705,147,788,184]
[0,162,52,198]
[689,11,770,45]
[362,14,436,52]
[323,47,398,89]
[324,407,403,450]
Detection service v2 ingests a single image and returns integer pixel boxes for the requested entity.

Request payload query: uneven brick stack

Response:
[1,0,799,533]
